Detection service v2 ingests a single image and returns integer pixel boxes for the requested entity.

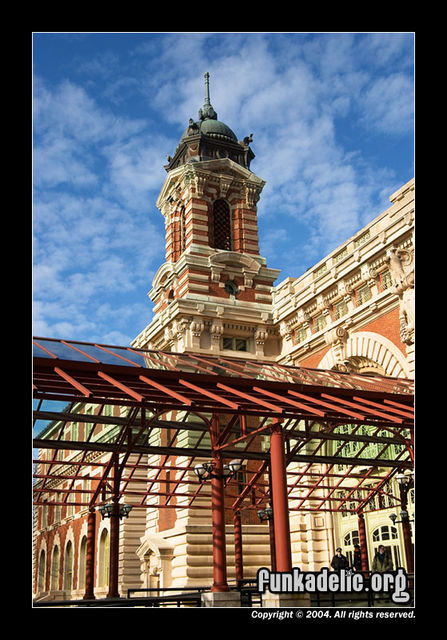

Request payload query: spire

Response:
[199,71,217,121]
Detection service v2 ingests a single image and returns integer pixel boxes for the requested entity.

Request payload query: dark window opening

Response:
[212,199,232,250]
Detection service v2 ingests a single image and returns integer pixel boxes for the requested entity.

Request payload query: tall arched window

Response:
[372,525,401,568]
[342,530,359,567]
[98,529,110,587]
[51,546,60,591]
[78,536,87,590]
[212,199,232,250]
[64,541,73,591]
[38,549,46,592]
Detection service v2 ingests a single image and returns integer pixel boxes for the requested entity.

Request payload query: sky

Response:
[32,32,414,347]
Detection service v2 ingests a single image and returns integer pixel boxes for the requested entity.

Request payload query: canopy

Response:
[33,337,414,516]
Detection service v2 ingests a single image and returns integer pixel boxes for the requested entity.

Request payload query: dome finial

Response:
[204,71,211,106]
[199,72,217,121]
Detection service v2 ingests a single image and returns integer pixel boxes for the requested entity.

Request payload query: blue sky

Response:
[32,32,414,346]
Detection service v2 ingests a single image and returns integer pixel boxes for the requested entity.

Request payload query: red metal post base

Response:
[270,419,292,572]
[83,509,96,600]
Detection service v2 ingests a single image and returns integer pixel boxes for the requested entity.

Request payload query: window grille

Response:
[313,314,326,332]
[313,263,327,279]
[355,230,370,247]
[222,336,248,351]
[334,247,348,264]
[334,299,348,319]
[357,285,371,305]
[212,199,232,250]
[381,270,393,290]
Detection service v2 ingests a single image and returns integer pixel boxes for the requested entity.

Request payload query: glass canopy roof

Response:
[33,337,414,396]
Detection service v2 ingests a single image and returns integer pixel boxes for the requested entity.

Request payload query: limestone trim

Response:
[136,533,175,591]
[318,331,411,378]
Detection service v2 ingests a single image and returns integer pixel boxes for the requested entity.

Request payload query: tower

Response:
[132,73,281,359]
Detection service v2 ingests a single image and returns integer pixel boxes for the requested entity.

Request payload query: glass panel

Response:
[33,339,94,362]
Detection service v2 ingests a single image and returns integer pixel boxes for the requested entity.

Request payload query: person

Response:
[372,545,393,572]
[330,547,349,573]
[352,543,362,572]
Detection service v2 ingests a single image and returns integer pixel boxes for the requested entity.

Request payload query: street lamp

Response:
[257,504,273,522]
[396,471,413,488]
[194,459,242,483]
[257,503,276,571]
[389,471,414,525]
[390,469,414,574]
[98,503,133,519]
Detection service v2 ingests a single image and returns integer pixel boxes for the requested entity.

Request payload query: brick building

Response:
[33,74,414,602]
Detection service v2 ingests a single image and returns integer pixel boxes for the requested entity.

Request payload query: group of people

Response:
[330,544,393,572]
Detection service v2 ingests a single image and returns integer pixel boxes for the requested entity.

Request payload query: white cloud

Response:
[358,73,414,136]
[33,33,414,344]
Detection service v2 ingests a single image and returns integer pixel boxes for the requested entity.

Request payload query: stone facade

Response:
[33,78,414,599]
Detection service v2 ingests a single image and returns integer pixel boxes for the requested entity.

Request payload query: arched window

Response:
[64,541,73,591]
[38,549,46,592]
[51,546,60,590]
[98,529,110,587]
[342,529,359,567]
[211,199,232,250]
[78,536,87,590]
[372,525,401,568]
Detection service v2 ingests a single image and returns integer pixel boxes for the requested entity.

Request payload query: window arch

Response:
[51,546,60,590]
[342,529,359,567]
[211,199,232,251]
[372,524,401,568]
[38,549,46,592]
[78,536,87,590]
[64,541,73,591]
[98,529,110,587]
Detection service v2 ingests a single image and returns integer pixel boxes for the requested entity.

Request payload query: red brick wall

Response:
[297,307,405,369]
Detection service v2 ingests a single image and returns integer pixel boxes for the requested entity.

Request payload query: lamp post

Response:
[390,471,414,573]
[194,459,243,483]
[98,503,133,520]
[98,501,133,598]
[194,457,243,593]
[257,504,276,571]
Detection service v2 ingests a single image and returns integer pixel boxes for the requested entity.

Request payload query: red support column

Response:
[357,511,369,573]
[211,415,229,592]
[233,510,243,584]
[399,486,414,574]
[211,452,229,592]
[83,509,97,600]
[107,500,121,598]
[268,518,277,572]
[270,419,292,572]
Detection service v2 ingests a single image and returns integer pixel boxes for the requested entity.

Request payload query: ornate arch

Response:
[319,331,410,378]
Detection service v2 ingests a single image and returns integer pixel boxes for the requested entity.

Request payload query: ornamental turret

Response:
[132,73,280,359]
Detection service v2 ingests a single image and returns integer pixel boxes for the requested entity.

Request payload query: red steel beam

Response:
[352,395,413,420]
[320,393,404,423]
[54,367,92,397]
[97,371,144,403]
[384,398,414,412]
[287,389,366,420]
[252,386,326,417]
[60,340,101,362]
[216,383,284,413]
[94,344,141,367]
[138,375,193,405]
[178,379,240,409]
